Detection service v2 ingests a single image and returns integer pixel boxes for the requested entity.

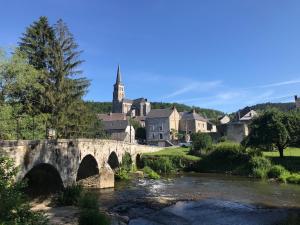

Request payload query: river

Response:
[94,173,300,225]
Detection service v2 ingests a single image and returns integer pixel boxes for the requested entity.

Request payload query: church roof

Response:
[146,108,173,118]
[116,65,122,84]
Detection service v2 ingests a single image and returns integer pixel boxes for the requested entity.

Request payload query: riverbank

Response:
[31,174,300,225]
[142,145,300,184]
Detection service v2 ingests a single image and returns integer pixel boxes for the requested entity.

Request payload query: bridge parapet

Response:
[0,139,162,188]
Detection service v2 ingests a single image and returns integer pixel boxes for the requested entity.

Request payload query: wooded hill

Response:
[84,101,224,120]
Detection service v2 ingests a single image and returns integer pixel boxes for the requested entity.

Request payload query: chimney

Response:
[295,95,298,101]
[192,108,196,114]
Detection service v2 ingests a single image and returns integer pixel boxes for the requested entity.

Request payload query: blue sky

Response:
[1,0,300,113]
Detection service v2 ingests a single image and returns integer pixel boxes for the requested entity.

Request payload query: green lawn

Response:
[263,147,300,173]
[145,147,201,161]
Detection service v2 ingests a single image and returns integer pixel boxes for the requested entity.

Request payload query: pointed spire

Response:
[116,64,122,84]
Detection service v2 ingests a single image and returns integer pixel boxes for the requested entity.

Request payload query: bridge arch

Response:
[23,163,64,195]
[76,154,99,181]
[107,151,119,170]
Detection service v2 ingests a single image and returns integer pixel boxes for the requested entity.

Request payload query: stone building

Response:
[102,120,135,143]
[179,109,216,134]
[225,109,258,143]
[295,95,300,108]
[112,65,151,116]
[145,107,180,147]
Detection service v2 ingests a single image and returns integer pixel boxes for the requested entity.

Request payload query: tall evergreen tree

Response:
[19,16,56,114]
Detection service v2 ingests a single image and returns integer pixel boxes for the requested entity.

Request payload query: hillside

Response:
[84,101,224,120]
[237,102,295,115]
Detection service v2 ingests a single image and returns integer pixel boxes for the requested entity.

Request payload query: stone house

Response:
[179,109,216,134]
[218,115,230,124]
[102,120,135,143]
[225,109,258,143]
[145,107,180,147]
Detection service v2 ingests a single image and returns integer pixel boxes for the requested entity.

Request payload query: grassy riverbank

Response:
[141,144,300,185]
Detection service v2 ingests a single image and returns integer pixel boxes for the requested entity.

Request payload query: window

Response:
[152,133,155,139]
[159,133,163,139]
[159,126,163,131]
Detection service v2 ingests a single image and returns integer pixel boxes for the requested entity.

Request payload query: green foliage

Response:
[286,173,300,184]
[84,101,112,114]
[143,156,174,174]
[245,109,300,157]
[143,166,160,179]
[121,153,133,171]
[267,165,288,179]
[78,192,109,225]
[135,127,146,141]
[115,168,130,180]
[248,156,272,178]
[56,185,83,206]
[0,156,48,225]
[151,102,223,120]
[190,133,213,155]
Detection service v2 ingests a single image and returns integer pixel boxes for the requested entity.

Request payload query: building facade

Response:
[145,107,180,147]
[295,95,300,108]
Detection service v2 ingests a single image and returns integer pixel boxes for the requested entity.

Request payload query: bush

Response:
[196,142,249,173]
[115,168,130,180]
[56,185,83,206]
[0,156,48,225]
[143,157,174,174]
[267,165,288,179]
[248,156,272,178]
[143,166,160,179]
[286,173,300,184]
[121,152,132,171]
[190,133,213,155]
[78,192,109,225]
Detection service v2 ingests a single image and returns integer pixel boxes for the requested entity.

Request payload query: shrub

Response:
[196,142,249,173]
[286,173,300,184]
[143,166,160,179]
[267,165,288,179]
[115,168,130,180]
[56,184,83,206]
[190,133,213,155]
[78,192,109,225]
[143,157,174,173]
[0,156,48,225]
[121,152,132,171]
[248,156,272,178]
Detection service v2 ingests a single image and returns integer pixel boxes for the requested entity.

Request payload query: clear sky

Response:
[1,0,300,113]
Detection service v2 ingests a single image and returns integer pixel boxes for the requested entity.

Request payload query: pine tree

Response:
[19,16,56,114]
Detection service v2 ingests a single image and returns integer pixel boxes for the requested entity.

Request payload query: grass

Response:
[145,147,201,161]
[263,147,300,173]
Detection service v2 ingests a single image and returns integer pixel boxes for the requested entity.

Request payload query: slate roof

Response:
[146,108,173,118]
[102,120,130,131]
[180,111,207,122]
[122,98,133,103]
[97,113,127,121]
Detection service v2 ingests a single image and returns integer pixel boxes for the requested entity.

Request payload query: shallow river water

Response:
[94,173,300,225]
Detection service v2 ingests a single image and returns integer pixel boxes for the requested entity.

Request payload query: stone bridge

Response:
[0,139,162,189]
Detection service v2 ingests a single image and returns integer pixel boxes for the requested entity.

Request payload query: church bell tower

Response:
[112,65,125,112]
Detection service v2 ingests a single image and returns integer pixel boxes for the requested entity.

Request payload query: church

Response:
[112,65,151,117]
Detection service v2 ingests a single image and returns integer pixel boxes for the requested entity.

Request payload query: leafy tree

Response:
[135,127,146,141]
[190,132,213,155]
[0,156,48,224]
[244,109,300,158]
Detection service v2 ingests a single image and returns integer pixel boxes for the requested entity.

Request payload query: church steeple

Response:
[112,65,125,113]
[116,64,122,84]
